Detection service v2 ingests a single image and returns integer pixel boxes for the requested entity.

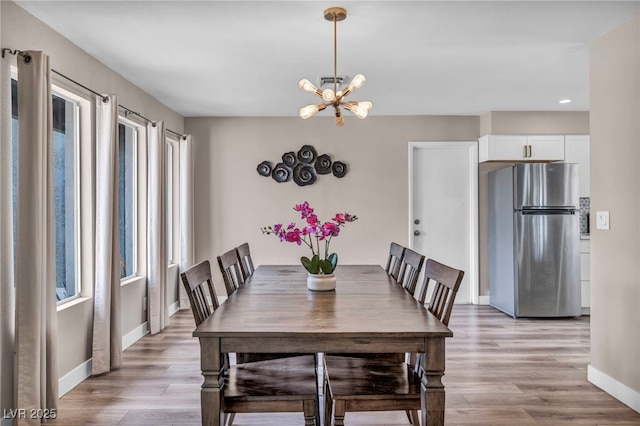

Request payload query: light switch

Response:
[596,211,610,230]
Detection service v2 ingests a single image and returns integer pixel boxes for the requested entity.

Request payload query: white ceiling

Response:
[14,1,640,118]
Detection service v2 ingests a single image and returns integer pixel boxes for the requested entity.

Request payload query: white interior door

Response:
[409,142,478,304]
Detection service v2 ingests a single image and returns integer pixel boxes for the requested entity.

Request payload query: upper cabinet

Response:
[478,135,565,162]
[564,135,590,197]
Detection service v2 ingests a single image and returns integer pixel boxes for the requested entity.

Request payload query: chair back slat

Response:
[384,242,405,281]
[397,248,425,296]
[235,242,255,281]
[180,260,219,326]
[217,249,244,295]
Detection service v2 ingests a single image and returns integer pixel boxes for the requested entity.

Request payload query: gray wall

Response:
[589,13,640,403]
[186,115,480,296]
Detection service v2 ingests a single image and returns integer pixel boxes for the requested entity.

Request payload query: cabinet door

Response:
[527,135,565,161]
[487,135,527,160]
[564,135,590,197]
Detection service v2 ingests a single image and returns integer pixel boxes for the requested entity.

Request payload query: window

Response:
[52,91,80,301]
[118,122,137,279]
[11,78,82,303]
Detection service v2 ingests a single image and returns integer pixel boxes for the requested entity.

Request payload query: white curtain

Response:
[178,135,195,309]
[0,51,17,423]
[92,95,122,375]
[147,122,167,334]
[15,51,58,423]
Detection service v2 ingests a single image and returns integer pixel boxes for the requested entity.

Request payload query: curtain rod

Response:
[2,47,186,140]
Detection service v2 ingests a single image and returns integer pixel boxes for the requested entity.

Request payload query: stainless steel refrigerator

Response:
[489,163,581,318]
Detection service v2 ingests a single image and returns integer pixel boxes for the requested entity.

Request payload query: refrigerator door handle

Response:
[521,209,576,215]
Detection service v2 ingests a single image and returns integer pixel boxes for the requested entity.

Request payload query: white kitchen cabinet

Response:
[580,238,590,313]
[564,135,590,197]
[479,134,565,162]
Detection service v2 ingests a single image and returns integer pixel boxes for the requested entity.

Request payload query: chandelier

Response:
[298,7,372,126]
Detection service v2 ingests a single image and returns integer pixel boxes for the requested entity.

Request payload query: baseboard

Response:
[477,295,490,305]
[581,307,590,315]
[122,321,149,350]
[58,358,92,397]
[588,365,640,413]
[168,301,180,317]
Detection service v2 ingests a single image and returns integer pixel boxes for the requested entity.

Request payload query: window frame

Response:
[118,114,147,285]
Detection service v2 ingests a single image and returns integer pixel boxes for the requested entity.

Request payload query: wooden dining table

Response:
[193,264,453,426]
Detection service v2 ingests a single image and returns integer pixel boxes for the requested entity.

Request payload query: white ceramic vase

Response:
[307,273,336,291]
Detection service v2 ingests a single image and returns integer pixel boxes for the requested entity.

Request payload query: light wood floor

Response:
[50,305,640,425]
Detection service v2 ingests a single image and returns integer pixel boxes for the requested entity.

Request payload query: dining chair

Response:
[396,247,425,297]
[180,259,219,327]
[181,260,320,426]
[235,242,255,282]
[217,248,245,296]
[385,242,405,281]
[323,259,464,426]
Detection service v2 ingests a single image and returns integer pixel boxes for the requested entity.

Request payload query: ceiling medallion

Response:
[298,7,372,126]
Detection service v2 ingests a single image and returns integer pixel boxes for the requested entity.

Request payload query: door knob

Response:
[414,230,421,236]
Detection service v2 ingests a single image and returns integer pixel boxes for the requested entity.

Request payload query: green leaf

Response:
[328,253,338,272]
[301,256,313,273]
[319,259,333,274]
[301,255,321,274]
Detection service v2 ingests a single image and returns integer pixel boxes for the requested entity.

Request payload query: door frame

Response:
[408,141,479,305]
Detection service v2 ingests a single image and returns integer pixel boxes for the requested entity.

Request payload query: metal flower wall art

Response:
[257,145,348,186]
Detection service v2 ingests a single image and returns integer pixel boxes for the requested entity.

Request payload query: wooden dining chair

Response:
[181,260,320,426]
[180,259,219,327]
[396,247,425,297]
[235,242,255,282]
[384,242,405,281]
[323,259,464,426]
[217,248,244,296]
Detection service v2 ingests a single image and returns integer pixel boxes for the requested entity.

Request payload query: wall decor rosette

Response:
[257,145,348,186]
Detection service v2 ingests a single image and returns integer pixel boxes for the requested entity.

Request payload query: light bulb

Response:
[299,103,328,119]
[299,79,318,93]
[343,101,373,119]
[334,106,344,126]
[347,74,366,91]
[322,89,335,102]
[299,104,321,119]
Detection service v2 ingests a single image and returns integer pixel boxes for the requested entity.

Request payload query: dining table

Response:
[193,264,453,426]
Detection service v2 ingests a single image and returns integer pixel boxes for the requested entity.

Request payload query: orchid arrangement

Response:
[262,201,358,274]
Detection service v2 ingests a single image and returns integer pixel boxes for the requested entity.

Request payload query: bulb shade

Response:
[343,101,372,119]
[299,104,320,119]
[299,79,318,93]
[347,74,366,91]
[322,89,335,102]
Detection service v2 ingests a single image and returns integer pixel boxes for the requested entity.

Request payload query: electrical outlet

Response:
[143,297,147,311]
[596,211,610,230]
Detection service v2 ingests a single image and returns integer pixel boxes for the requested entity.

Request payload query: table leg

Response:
[420,337,445,426]
[199,337,224,426]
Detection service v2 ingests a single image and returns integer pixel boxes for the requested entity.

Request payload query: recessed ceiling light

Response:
[558,99,572,104]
